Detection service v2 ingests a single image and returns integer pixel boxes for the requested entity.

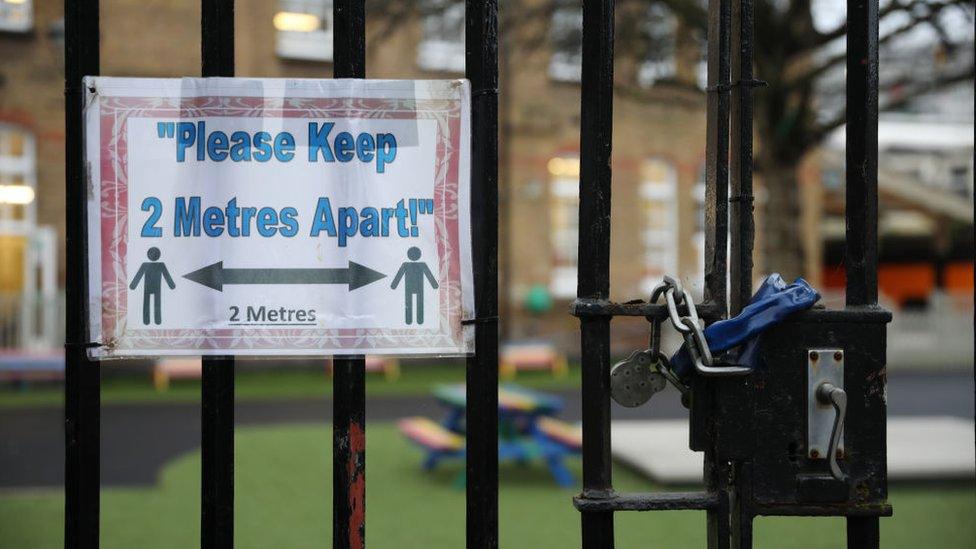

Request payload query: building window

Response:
[690,166,707,299]
[0,125,37,227]
[639,159,679,294]
[636,5,678,87]
[275,0,334,62]
[949,165,972,198]
[0,0,31,33]
[0,124,37,295]
[548,156,580,298]
[549,7,583,82]
[418,1,465,73]
[695,29,708,90]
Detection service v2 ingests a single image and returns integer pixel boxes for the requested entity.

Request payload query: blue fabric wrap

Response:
[669,274,821,380]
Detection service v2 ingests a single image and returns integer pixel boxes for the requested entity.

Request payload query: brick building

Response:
[0,0,789,349]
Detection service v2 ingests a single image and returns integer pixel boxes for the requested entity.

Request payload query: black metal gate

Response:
[63,1,499,548]
[572,0,889,548]
[65,0,888,547]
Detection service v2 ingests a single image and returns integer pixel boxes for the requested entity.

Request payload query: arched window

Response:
[274,0,334,62]
[418,1,465,72]
[639,158,678,294]
[548,155,580,298]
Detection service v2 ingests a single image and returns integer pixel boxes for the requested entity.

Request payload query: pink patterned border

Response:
[97,95,465,353]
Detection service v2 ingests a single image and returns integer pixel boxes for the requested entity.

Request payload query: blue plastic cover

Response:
[670,274,820,380]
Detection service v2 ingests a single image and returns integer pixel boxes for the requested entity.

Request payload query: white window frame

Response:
[0,0,32,33]
[549,168,580,299]
[275,0,334,62]
[636,5,678,87]
[548,7,583,83]
[417,2,465,73]
[639,159,679,295]
[0,124,37,231]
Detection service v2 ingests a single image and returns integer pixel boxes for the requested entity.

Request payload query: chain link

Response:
[648,276,751,377]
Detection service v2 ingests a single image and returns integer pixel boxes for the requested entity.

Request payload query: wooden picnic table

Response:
[399,383,581,487]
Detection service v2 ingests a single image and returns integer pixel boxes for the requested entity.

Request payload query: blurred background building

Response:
[0,0,971,367]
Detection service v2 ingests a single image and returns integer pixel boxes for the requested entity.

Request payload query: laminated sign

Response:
[84,77,474,357]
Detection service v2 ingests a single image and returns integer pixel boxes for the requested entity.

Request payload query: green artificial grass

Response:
[0,363,583,409]
[1,423,974,548]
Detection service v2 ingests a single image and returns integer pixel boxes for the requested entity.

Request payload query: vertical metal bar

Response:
[200,2,236,548]
[847,517,880,548]
[333,3,367,548]
[704,0,733,546]
[64,0,100,547]
[729,0,755,316]
[465,1,500,548]
[844,0,879,307]
[704,0,732,315]
[332,357,366,549]
[730,462,754,549]
[578,1,615,547]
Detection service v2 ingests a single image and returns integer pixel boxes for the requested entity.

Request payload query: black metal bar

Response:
[577,0,615,547]
[753,503,892,517]
[572,299,724,320]
[64,0,100,547]
[465,1,500,548]
[706,478,731,549]
[703,0,732,315]
[332,3,367,548]
[200,2,236,548]
[729,0,755,316]
[703,0,734,546]
[731,462,754,549]
[332,357,366,549]
[574,492,720,512]
[847,517,881,547]
[844,0,880,306]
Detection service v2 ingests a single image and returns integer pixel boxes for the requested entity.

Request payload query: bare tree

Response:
[373,0,975,279]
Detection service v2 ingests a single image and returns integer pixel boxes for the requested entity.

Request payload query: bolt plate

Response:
[808,348,844,459]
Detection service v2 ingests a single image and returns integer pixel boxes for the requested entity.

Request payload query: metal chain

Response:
[648,276,751,377]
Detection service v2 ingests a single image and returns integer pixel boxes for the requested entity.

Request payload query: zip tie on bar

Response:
[729,195,755,204]
[472,88,499,98]
[461,316,499,325]
[705,78,768,93]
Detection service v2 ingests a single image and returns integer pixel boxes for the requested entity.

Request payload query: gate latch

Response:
[808,349,847,481]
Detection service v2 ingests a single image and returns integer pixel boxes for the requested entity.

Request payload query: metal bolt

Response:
[809,351,819,361]
[833,351,843,361]
[810,449,820,458]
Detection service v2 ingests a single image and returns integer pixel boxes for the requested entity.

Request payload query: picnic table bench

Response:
[399,384,582,487]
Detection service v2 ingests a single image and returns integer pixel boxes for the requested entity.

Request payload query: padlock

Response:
[610,350,666,407]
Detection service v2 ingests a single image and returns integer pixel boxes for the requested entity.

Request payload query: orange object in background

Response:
[943,262,974,294]
[823,263,949,308]
[878,263,936,307]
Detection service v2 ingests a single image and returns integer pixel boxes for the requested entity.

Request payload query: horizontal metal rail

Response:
[571,299,724,320]
[575,491,721,513]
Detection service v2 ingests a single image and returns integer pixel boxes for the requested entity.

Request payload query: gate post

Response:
[577,1,616,548]
[465,1,500,547]
[332,2,368,548]
[200,2,236,548]
[64,1,101,547]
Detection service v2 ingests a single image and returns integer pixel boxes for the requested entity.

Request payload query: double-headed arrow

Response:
[183,261,386,292]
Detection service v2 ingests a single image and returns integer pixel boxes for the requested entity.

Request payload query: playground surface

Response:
[1,423,974,549]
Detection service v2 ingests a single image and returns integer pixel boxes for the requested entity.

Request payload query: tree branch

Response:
[806,66,975,147]
[787,0,969,89]
[814,0,971,47]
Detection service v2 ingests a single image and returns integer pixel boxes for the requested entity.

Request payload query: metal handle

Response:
[816,382,847,481]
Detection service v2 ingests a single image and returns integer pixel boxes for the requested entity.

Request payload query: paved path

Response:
[1,371,972,488]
